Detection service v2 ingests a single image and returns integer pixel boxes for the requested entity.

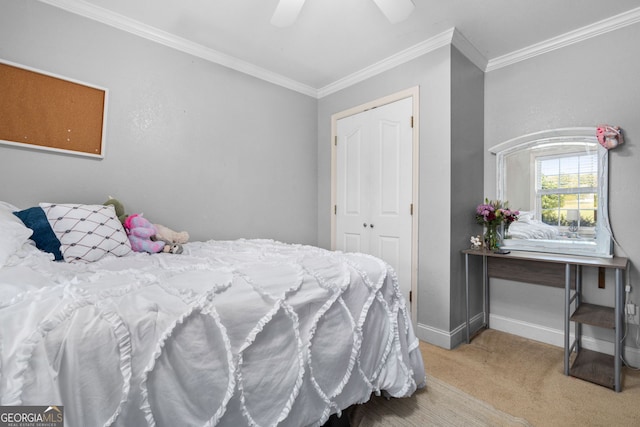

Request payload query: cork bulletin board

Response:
[0,60,107,158]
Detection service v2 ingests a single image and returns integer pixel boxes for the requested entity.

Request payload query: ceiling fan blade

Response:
[271,0,307,27]
[372,0,415,24]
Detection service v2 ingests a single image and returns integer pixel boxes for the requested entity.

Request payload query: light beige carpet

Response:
[350,329,640,426]
[421,329,640,426]
[350,373,532,426]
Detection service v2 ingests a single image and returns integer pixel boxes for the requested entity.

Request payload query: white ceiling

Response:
[42,0,640,97]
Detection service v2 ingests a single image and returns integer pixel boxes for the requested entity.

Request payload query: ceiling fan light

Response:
[372,0,415,24]
[271,0,307,27]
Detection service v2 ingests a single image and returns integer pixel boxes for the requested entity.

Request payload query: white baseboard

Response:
[416,322,453,349]
[489,314,565,347]
[415,312,485,350]
[490,313,640,368]
[416,314,640,368]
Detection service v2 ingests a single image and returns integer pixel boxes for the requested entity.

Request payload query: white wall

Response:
[0,0,318,244]
[485,22,640,353]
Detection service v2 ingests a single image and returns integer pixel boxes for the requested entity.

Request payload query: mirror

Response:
[490,128,612,258]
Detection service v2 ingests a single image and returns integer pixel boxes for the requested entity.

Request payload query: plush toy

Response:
[103,196,128,224]
[153,224,189,245]
[124,213,179,254]
[103,197,187,254]
[596,125,624,150]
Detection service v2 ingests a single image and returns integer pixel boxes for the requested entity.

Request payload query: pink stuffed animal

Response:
[124,214,170,254]
[596,125,624,149]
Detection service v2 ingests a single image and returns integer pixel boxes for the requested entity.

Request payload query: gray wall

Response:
[485,22,640,349]
[450,47,485,333]
[317,46,484,348]
[4,0,636,353]
[317,47,452,342]
[0,0,318,244]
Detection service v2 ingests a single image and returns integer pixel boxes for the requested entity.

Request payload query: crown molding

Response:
[35,0,466,99]
[37,0,466,99]
[317,28,455,98]
[451,28,488,71]
[487,6,640,72]
[37,0,319,97]
[38,1,640,97]
[318,28,488,98]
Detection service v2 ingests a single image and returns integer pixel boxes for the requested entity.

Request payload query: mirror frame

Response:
[490,127,613,258]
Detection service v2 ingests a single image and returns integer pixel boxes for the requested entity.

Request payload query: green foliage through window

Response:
[537,153,597,230]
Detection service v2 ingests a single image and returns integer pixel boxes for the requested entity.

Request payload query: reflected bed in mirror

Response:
[490,128,613,257]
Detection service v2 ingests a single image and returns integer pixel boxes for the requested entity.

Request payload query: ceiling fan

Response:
[271,0,416,27]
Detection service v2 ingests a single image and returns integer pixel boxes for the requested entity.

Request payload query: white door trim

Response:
[330,86,420,326]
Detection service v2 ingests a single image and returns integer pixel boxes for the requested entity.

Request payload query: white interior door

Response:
[336,97,413,302]
[336,109,369,254]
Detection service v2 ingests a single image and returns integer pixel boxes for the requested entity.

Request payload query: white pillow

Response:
[517,211,535,223]
[0,200,20,213]
[39,203,133,263]
[0,208,33,268]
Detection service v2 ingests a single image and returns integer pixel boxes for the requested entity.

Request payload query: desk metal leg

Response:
[465,253,470,344]
[564,263,571,376]
[615,268,623,392]
[484,255,489,329]
[465,253,488,343]
[576,265,582,355]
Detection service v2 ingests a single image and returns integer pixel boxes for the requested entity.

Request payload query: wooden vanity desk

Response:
[462,248,629,391]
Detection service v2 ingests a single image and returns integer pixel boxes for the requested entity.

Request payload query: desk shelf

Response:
[570,303,614,329]
[569,303,616,389]
[570,348,615,389]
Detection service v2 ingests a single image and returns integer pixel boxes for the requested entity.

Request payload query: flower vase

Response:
[484,224,501,251]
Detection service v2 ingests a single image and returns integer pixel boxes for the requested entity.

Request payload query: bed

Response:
[0,201,425,427]
[506,212,560,240]
[507,220,559,240]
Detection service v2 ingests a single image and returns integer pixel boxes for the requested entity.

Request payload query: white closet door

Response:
[336,97,413,302]
[368,97,413,298]
[336,110,370,254]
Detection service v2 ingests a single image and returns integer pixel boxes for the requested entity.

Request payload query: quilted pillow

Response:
[39,203,133,263]
[14,207,64,261]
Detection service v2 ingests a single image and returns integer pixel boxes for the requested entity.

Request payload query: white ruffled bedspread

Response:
[507,220,560,240]
[0,239,425,427]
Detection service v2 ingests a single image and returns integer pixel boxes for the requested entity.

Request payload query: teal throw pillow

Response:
[13,206,64,261]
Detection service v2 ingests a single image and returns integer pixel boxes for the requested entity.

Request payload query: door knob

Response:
[370,224,374,228]
[363,223,368,228]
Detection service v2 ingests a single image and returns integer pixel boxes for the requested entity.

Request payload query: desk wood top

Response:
[462,248,628,270]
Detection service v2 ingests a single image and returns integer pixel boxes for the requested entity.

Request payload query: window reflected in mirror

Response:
[491,128,612,257]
